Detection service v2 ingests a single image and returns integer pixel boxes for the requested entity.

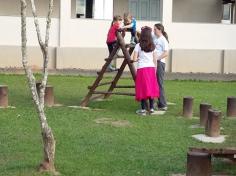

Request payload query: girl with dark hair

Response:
[133,27,160,115]
[153,23,169,111]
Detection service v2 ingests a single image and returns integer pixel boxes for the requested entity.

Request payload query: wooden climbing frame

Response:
[80,31,136,107]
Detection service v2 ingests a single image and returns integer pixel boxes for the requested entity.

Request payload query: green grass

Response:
[0,74,236,176]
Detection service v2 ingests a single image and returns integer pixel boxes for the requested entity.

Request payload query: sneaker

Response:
[158,106,168,111]
[150,108,155,114]
[107,65,117,72]
[130,37,136,45]
[136,109,146,116]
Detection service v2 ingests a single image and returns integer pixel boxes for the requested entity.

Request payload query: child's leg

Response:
[107,43,113,55]
[106,42,116,70]
[141,99,146,110]
[149,98,154,110]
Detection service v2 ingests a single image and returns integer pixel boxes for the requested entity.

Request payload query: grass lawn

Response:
[0,74,236,176]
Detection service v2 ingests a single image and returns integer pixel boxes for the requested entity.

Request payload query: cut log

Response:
[183,97,194,118]
[0,85,8,108]
[205,109,221,137]
[186,151,212,176]
[227,96,236,117]
[200,103,212,126]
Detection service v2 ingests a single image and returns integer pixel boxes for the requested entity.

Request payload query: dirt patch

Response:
[95,118,132,127]
[68,106,104,111]
[94,118,112,125]
[111,120,132,127]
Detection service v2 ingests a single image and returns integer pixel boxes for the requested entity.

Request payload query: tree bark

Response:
[20,0,56,173]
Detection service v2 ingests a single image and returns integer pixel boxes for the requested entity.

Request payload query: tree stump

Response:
[0,85,8,108]
[227,96,236,117]
[200,103,212,127]
[186,151,212,176]
[45,86,54,107]
[36,82,54,107]
[205,109,221,137]
[183,97,194,118]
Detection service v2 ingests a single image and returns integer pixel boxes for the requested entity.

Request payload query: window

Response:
[75,0,113,19]
[129,0,162,21]
[222,1,235,24]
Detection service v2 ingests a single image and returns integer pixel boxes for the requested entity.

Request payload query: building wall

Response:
[56,47,107,69]
[0,0,235,74]
[0,0,60,18]
[172,0,222,23]
[71,0,77,18]
[0,46,56,69]
[167,23,236,50]
[224,50,236,74]
[113,0,129,17]
[172,49,223,73]
[0,16,59,46]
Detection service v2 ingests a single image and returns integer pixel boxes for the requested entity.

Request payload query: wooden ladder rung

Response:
[105,56,124,61]
[125,44,131,48]
[116,55,125,58]
[93,91,135,96]
[88,81,113,89]
[115,85,135,88]
[97,69,119,75]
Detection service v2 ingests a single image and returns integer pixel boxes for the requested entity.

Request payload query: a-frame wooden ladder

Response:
[80,31,136,107]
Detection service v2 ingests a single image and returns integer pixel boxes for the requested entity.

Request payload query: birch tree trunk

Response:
[20,0,56,173]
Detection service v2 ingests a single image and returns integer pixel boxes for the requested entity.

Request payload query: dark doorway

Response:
[86,0,93,18]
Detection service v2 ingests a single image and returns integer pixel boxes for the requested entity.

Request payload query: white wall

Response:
[167,23,236,50]
[172,0,222,23]
[0,16,59,47]
[0,0,60,18]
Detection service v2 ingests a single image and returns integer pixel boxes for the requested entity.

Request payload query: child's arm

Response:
[157,51,168,61]
[122,20,135,29]
[153,50,158,67]
[122,23,133,29]
[133,51,138,62]
[132,44,140,62]
[157,39,169,60]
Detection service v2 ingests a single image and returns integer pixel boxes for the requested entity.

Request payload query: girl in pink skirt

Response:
[133,27,160,115]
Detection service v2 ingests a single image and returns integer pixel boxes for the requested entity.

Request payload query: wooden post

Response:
[0,85,8,108]
[200,103,212,127]
[205,109,221,137]
[183,97,194,118]
[45,86,54,107]
[186,151,212,176]
[227,96,236,117]
[36,82,54,107]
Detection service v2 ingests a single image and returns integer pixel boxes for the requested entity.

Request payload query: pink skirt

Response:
[135,67,159,101]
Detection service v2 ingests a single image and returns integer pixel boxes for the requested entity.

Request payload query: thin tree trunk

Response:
[20,0,56,173]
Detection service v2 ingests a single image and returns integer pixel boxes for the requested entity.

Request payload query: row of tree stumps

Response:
[182,96,236,176]
[183,96,236,118]
[0,84,55,108]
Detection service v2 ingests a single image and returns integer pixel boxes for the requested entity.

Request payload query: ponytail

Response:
[163,31,169,43]
[154,23,169,43]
